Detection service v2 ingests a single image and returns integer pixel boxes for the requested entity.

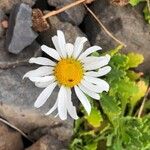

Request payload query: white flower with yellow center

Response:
[24,30,111,120]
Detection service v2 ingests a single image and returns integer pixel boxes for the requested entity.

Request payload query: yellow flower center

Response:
[54,58,84,88]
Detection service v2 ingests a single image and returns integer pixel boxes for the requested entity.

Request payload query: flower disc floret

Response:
[54,58,84,88]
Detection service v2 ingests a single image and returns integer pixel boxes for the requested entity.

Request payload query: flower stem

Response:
[147,0,150,13]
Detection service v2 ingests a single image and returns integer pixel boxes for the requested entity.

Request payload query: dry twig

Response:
[33,0,88,32]
[84,4,126,47]
[0,118,33,142]
[138,87,150,118]
[0,48,41,69]
[43,0,86,19]
[85,0,95,4]
[0,59,29,69]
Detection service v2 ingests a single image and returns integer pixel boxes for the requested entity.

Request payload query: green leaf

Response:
[129,0,141,6]
[121,117,143,148]
[73,118,84,133]
[130,80,148,106]
[107,64,126,84]
[86,107,103,128]
[84,142,98,150]
[126,53,144,69]
[127,70,142,81]
[106,134,114,147]
[101,94,120,114]
[143,5,150,24]
[117,78,139,99]
[104,45,123,56]
[143,100,150,111]
[69,138,83,150]
[100,93,121,124]
[110,54,129,69]
[91,51,100,57]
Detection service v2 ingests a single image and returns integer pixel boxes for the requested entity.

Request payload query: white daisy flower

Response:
[24,30,111,120]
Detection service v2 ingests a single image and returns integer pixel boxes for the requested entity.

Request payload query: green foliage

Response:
[126,53,144,69]
[129,0,142,6]
[131,80,148,107]
[70,46,149,150]
[85,107,103,128]
[143,5,150,24]
[106,116,150,150]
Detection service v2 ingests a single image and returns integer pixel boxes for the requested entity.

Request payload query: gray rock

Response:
[22,0,37,6]
[0,27,4,38]
[47,0,86,25]
[0,122,24,150]
[39,15,90,49]
[0,10,7,38]
[0,9,6,22]
[0,39,41,68]
[25,134,68,150]
[0,0,36,14]
[84,0,150,74]
[5,3,38,54]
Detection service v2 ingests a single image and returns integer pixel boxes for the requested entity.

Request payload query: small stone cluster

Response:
[0,0,150,149]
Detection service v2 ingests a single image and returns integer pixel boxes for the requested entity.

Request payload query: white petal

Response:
[99,54,111,67]
[83,55,111,70]
[29,76,55,82]
[34,82,57,108]
[58,86,67,120]
[85,66,111,77]
[85,71,100,77]
[29,57,56,66]
[84,76,109,92]
[81,55,110,64]
[81,56,102,63]
[66,88,78,119]
[41,45,61,60]
[35,79,55,88]
[23,66,54,78]
[57,30,67,58]
[73,37,87,58]
[84,61,104,70]
[81,79,101,93]
[78,84,100,100]
[66,43,74,57]
[45,100,58,115]
[52,35,63,57]
[74,86,91,115]
[78,46,102,60]
[98,66,111,76]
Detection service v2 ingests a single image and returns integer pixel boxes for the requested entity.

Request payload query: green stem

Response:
[147,0,150,13]
[128,105,134,116]
[121,100,127,116]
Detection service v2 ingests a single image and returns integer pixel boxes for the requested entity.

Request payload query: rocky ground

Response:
[0,0,150,149]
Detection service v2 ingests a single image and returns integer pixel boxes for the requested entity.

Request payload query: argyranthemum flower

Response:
[24,30,111,120]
